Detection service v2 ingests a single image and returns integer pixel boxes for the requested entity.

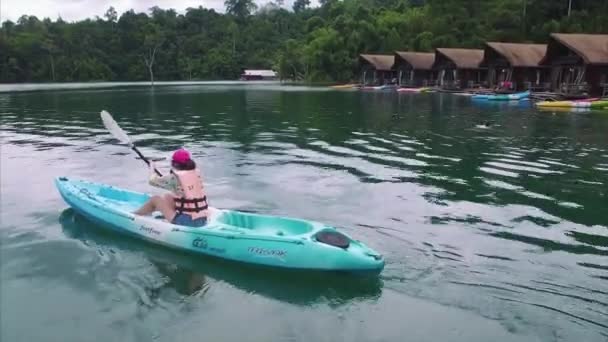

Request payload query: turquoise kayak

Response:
[55,177,385,274]
[472,90,530,101]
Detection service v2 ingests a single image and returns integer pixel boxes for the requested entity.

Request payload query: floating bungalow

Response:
[540,33,608,96]
[240,69,278,81]
[359,54,396,86]
[433,48,486,90]
[393,52,436,87]
[481,42,549,91]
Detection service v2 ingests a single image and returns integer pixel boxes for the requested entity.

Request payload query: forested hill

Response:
[1,0,606,83]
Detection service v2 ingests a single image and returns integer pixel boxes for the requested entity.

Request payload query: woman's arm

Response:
[147,162,178,192]
[149,173,177,192]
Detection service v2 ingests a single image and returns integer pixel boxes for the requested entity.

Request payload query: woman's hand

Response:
[148,161,158,176]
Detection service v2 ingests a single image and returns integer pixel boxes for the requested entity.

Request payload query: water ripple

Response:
[494,296,608,330]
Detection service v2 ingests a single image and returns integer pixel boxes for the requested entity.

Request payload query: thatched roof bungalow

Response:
[433,48,486,89]
[393,52,436,87]
[359,54,396,86]
[539,33,608,96]
[481,42,548,91]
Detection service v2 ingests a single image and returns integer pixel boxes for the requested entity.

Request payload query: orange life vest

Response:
[171,168,208,219]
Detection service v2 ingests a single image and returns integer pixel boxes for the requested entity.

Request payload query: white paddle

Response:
[100,110,163,176]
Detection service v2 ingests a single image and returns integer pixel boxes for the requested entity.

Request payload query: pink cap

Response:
[172,148,191,164]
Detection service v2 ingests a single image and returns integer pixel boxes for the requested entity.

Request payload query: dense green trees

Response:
[1,0,606,83]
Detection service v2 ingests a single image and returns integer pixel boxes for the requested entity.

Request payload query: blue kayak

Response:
[472,90,530,101]
[55,177,385,274]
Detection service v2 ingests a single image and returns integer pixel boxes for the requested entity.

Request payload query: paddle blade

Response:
[100,110,132,146]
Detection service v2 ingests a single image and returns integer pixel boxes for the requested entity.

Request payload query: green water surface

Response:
[1,83,607,341]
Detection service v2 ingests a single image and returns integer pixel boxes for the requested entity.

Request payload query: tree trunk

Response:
[49,54,56,82]
[70,62,80,80]
[143,45,158,85]
[291,65,298,81]
[149,66,154,85]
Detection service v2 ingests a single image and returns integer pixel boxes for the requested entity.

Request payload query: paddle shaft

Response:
[131,146,163,176]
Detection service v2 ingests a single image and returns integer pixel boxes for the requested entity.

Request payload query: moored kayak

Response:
[537,106,592,113]
[359,84,397,91]
[330,83,357,89]
[55,177,385,274]
[397,87,431,93]
[536,100,608,108]
[472,90,530,101]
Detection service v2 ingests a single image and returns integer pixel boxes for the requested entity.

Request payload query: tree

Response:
[142,24,165,84]
[224,0,257,19]
[41,37,58,81]
[306,16,325,33]
[104,7,118,23]
[293,0,311,13]
[227,21,238,56]
[178,56,198,80]
[277,39,303,80]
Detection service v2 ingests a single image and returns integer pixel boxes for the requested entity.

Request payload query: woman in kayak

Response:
[134,148,208,227]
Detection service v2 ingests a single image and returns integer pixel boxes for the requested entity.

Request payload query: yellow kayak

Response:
[536,100,608,108]
[397,87,432,93]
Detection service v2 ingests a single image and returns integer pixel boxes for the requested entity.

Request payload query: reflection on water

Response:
[59,209,383,306]
[1,84,608,341]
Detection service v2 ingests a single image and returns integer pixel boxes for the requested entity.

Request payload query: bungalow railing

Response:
[423,80,439,87]
[399,80,436,87]
[440,80,461,89]
[524,82,552,92]
[468,80,489,89]
[560,83,590,95]
[424,80,440,87]
[399,80,417,87]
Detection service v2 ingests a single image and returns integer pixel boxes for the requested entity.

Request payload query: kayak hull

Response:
[55,177,385,274]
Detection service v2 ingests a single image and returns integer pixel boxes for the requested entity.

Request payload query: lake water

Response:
[1,83,607,342]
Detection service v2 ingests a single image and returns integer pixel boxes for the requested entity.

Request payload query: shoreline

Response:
[0,80,346,93]
[0,80,286,93]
